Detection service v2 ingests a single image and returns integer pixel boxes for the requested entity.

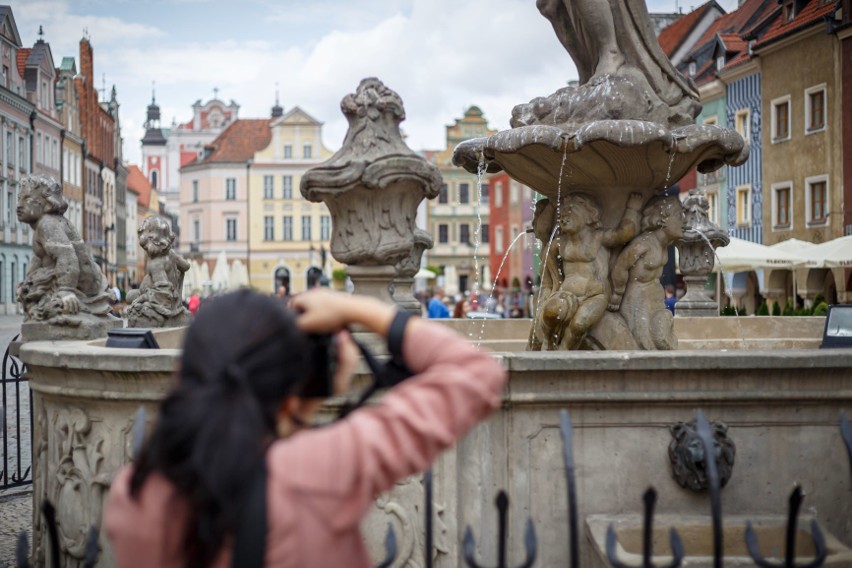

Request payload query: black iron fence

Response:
[1,335,31,491]
[2,362,850,567]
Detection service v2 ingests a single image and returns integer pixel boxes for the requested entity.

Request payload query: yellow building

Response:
[426,106,495,295]
[247,106,340,293]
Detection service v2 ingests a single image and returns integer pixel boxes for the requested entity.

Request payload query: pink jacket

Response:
[105,321,507,567]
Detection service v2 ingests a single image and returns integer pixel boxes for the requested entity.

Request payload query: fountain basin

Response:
[586,514,852,567]
[19,317,852,567]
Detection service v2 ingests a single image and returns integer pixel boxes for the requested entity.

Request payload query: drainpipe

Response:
[29,110,36,173]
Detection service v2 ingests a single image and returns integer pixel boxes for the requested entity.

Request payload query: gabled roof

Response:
[658,1,722,57]
[0,6,22,46]
[195,119,271,164]
[753,0,836,48]
[127,165,153,209]
[272,106,321,127]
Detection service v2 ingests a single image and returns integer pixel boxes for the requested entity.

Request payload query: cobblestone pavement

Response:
[0,488,31,567]
[0,315,31,567]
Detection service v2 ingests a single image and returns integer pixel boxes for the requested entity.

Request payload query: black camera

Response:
[298,333,339,398]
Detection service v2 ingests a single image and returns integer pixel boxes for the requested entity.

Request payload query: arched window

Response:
[150,170,158,189]
[306,266,322,289]
[274,267,290,295]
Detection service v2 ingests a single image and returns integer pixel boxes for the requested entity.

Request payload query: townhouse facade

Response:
[426,106,494,296]
[248,105,337,294]
[0,6,32,313]
[56,56,83,232]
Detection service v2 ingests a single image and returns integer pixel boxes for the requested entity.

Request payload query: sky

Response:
[8,0,739,167]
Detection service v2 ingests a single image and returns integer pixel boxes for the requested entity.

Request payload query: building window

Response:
[510,181,520,204]
[736,185,751,226]
[264,216,274,241]
[150,170,158,189]
[263,175,274,199]
[458,182,470,204]
[481,223,490,244]
[17,136,23,168]
[284,144,292,159]
[494,182,503,207]
[771,97,790,142]
[5,132,11,164]
[805,85,826,133]
[735,109,750,142]
[301,215,312,241]
[439,183,448,204]
[707,191,719,225]
[303,144,312,159]
[806,176,828,224]
[438,224,449,244]
[772,183,792,229]
[282,216,293,240]
[282,176,293,199]
[192,180,199,203]
[459,223,470,245]
[495,227,504,253]
[716,56,725,71]
[782,1,795,21]
[226,218,237,241]
[479,183,489,205]
[688,61,696,76]
[320,215,331,240]
[226,178,236,200]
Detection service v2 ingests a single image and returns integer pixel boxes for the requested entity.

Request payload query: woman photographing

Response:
[105,288,506,567]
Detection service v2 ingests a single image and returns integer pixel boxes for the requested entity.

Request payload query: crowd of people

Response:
[422,287,533,319]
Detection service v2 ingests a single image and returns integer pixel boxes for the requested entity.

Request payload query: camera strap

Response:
[232,457,268,568]
[339,310,415,419]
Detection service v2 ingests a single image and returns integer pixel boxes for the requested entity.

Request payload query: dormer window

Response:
[716,56,725,71]
[782,1,795,22]
[688,62,696,76]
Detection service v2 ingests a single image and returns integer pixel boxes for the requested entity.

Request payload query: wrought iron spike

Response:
[375,523,397,568]
[10,466,31,483]
[83,526,100,568]
[695,409,722,568]
[606,488,684,568]
[559,409,579,568]
[745,486,827,568]
[42,500,60,568]
[463,492,538,568]
[15,529,29,568]
[841,412,852,479]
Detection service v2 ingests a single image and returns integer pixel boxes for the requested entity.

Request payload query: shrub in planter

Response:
[812,302,829,317]
[757,301,769,316]
[772,302,781,316]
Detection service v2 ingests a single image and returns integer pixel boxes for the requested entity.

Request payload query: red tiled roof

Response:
[658,2,718,57]
[127,165,153,209]
[754,0,836,48]
[718,32,747,52]
[199,119,271,164]
[16,48,29,78]
[693,0,774,49]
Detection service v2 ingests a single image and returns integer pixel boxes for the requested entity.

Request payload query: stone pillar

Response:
[301,78,441,306]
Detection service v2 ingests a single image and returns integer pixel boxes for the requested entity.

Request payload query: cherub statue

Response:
[530,191,642,350]
[15,174,115,339]
[608,194,684,349]
[126,216,191,328]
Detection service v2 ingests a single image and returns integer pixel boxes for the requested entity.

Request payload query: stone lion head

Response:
[668,419,736,491]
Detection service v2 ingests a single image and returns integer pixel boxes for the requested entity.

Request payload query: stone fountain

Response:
[453,0,747,350]
[13,4,852,568]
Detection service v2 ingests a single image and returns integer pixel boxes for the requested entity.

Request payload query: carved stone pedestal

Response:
[391,277,421,314]
[348,266,397,304]
[675,275,719,317]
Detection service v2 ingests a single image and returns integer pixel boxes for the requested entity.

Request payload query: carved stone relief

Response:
[669,418,736,491]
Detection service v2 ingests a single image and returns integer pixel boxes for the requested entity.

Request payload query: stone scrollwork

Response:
[668,418,736,491]
[367,474,448,567]
[50,406,111,561]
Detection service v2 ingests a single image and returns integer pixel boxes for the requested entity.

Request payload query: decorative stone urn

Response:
[301,77,441,304]
[676,188,730,317]
[392,229,433,314]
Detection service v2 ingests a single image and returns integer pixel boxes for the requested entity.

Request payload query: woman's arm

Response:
[280,291,507,528]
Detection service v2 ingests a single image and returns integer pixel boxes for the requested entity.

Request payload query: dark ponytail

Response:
[130,290,311,568]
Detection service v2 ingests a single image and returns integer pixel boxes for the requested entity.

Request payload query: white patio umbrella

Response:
[809,235,852,268]
[228,259,250,288]
[413,267,436,280]
[211,251,230,292]
[183,260,203,297]
[713,237,808,272]
[769,238,820,268]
